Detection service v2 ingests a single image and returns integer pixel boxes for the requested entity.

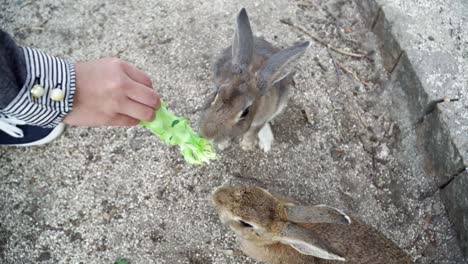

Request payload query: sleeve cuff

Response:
[0,47,75,128]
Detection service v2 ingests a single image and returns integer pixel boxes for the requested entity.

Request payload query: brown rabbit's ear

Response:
[257,41,310,95]
[285,205,351,225]
[232,8,254,74]
[279,223,346,261]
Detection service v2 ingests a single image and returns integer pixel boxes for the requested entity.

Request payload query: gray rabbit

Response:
[199,8,310,152]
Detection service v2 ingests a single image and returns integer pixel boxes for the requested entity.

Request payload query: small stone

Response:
[130,138,145,151]
[330,146,345,160]
[96,243,108,252]
[37,252,51,262]
[149,230,165,243]
[69,232,82,242]
[428,36,435,41]
[302,108,314,125]
[376,144,390,161]
[296,131,305,142]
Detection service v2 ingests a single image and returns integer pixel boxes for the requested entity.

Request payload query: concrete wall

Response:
[356,0,468,257]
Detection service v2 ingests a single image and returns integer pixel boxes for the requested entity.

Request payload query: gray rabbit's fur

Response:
[199,8,309,152]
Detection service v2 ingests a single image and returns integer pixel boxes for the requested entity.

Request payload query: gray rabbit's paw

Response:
[258,123,273,152]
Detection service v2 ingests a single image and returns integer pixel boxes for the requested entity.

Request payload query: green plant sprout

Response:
[140,100,216,165]
[114,258,129,264]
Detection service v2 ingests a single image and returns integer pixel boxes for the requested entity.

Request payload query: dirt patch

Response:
[0,0,463,263]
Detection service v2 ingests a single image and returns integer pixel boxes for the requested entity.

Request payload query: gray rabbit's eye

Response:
[239,220,253,228]
[240,107,250,119]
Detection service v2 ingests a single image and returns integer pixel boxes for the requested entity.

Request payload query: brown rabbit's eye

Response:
[239,220,253,228]
[240,107,250,119]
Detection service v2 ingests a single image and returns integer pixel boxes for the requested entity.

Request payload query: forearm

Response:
[0,29,75,127]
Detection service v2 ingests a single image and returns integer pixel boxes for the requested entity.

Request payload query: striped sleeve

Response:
[0,47,75,128]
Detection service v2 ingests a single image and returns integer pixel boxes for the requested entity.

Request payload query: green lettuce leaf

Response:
[140,101,216,164]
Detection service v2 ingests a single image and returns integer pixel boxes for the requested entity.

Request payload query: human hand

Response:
[63,58,160,126]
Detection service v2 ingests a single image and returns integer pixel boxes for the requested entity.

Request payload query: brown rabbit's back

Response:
[243,219,412,264]
[305,219,413,264]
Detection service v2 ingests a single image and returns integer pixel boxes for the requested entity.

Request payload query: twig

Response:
[327,47,340,84]
[335,61,370,86]
[16,26,45,32]
[0,180,20,185]
[232,174,265,185]
[313,57,328,72]
[279,19,367,58]
[417,97,460,123]
[115,47,129,58]
[422,97,459,116]
[330,46,366,58]
[296,1,316,8]
[20,0,34,9]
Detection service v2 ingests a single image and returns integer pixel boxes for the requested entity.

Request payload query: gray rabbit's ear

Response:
[257,41,310,94]
[278,223,345,261]
[232,8,254,74]
[285,205,351,225]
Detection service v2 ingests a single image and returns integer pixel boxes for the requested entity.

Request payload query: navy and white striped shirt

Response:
[0,47,75,128]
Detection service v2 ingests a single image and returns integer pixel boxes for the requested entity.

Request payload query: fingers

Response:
[119,98,156,122]
[122,62,153,88]
[121,62,161,110]
[125,81,161,109]
[112,114,140,126]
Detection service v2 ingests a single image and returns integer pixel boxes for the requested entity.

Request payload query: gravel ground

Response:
[0,0,464,263]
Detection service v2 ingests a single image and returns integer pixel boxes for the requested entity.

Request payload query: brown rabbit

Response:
[199,8,310,152]
[212,186,413,264]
